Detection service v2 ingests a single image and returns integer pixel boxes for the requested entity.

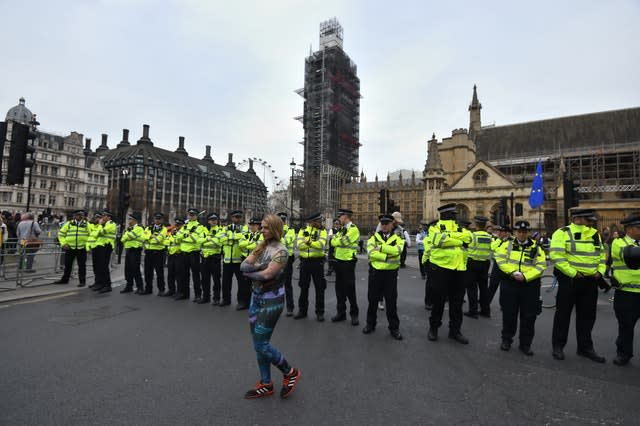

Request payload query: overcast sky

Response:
[2,0,638,191]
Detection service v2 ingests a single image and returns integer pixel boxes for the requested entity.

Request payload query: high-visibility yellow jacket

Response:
[175,220,206,253]
[219,223,248,263]
[331,222,360,261]
[165,230,181,255]
[95,221,117,249]
[428,219,471,271]
[85,222,98,251]
[550,223,606,278]
[121,224,145,249]
[611,235,640,292]
[240,231,262,256]
[297,226,327,259]
[494,238,546,282]
[367,232,404,271]
[144,224,167,251]
[421,232,433,265]
[281,225,296,256]
[201,225,222,258]
[58,220,89,250]
[468,230,493,262]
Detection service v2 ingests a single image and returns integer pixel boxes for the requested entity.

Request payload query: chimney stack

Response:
[246,158,256,174]
[137,124,153,146]
[175,136,188,155]
[202,145,213,162]
[83,137,92,155]
[226,153,236,169]
[96,133,109,154]
[117,129,130,148]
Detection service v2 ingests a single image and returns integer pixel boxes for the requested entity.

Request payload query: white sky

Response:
[2,0,639,191]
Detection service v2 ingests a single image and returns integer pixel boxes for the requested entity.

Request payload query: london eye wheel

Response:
[236,157,284,194]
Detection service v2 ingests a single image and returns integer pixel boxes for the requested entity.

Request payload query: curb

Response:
[0,278,126,304]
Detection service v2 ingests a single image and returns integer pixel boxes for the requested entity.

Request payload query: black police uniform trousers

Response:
[61,248,87,284]
[179,251,201,298]
[418,249,425,277]
[400,244,408,267]
[429,263,465,333]
[334,258,359,317]
[366,268,399,331]
[487,260,503,305]
[166,253,179,293]
[298,258,326,315]
[124,247,143,290]
[499,277,540,347]
[613,289,640,358]
[222,262,249,305]
[283,255,295,312]
[144,249,166,292]
[466,259,491,314]
[201,254,221,301]
[424,260,432,306]
[93,245,112,289]
[551,273,599,351]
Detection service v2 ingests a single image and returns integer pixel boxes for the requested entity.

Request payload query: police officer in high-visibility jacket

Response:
[464,215,493,318]
[162,217,184,298]
[487,225,513,306]
[86,212,102,290]
[427,203,472,344]
[294,212,328,322]
[240,217,263,258]
[363,213,404,340]
[330,208,360,326]
[219,210,250,308]
[495,220,546,355]
[120,212,146,294]
[143,212,167,295]
[200,213,223,304]
[175,208,206,301]
[54,209,89,287]
[550,208,607,363]
[610,214,640,366]
[277,212,297,316]
[421,219,438,310]
[91,209,117,293]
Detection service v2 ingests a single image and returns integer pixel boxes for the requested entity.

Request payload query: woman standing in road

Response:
[240,214,301,399]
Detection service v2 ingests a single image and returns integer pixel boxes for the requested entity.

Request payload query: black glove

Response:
[462,242,469,249]
[303,231,309,237]
[389,240,396,246]
[597,278,612,292]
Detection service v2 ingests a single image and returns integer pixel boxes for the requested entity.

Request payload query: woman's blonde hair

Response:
[252,214,284,258]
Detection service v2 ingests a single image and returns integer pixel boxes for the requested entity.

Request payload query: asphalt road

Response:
[1,255,639,425]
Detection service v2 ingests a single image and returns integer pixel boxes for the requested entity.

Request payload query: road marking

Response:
[0,292,78,308]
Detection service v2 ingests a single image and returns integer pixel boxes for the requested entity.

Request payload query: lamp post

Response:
[289,158,296,226]
[117,168,129,264]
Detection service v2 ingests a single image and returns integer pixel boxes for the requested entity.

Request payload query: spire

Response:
[425,134,443,173]
[469,84,481,110]
[468,85,482,139]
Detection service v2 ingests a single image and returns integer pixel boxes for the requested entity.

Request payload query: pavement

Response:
[1,252,639,425]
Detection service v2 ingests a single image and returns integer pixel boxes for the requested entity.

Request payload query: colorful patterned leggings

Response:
[249,288,291,384]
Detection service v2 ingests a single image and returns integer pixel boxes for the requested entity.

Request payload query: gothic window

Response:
[473,169,488,187]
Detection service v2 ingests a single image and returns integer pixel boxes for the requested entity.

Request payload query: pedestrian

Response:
[464,215,493,318]
[241,214,301,399]
[143,213,168,295]
[200,213,222,304]
[162,217,184,298]
[416,223,428,279]
[550,208,607,363]
[391,212,410,268]
[330,208,360,326]
[91,210,117,293]
[277,212,297,316]
[175,208,206,301]
[427,203,471,344]
[54,209,89,286]
[609,214,640,366]
[16,213,41,273]
[363,213,404,340]
[294,212,328,322]
[120,213,145,294]
[0,215,8,266]
[219,210,249,308]
[495,221,546,355]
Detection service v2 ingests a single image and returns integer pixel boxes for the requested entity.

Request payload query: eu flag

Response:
[528,160,544,209]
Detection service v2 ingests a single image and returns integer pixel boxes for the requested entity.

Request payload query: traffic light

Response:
[515,203,523,217]
[6,122,36,185]
[379,189,386,213]
[563,178,580,209]
[491,209,499,225]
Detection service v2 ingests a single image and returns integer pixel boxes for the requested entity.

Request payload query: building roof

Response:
[475,107,640,161]
[6,98,33,125]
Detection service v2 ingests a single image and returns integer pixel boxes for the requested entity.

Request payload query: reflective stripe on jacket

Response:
[58,220,89,249]
[297,226,327,259]
[331,223,360,261]
[468,230,493,261]
[121,224,145,249]
[428,219,471,271]
[611,235,640,292]
[367,232,404,271]
[494,238,546,282]
[219,224,248,263]
[549,223,606,278]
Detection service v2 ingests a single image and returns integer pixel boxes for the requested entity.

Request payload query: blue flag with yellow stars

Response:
[528,160,544,209]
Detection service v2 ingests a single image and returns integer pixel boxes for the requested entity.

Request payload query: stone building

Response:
[98,125,268,224]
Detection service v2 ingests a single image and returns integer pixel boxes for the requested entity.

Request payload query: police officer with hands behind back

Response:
[550,208,607,363]
[610,213,640,366]
[54,209,89,287]
[495,220,546,355]
[294,212,328,322]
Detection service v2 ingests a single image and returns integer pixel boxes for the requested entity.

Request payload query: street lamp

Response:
[117,168,130,264]
[289,158,296,226]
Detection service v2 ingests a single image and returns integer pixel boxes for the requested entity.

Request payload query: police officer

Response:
[363,213,404,340]
[422,219,438,310]
[162,217,184,298]
[327,219,341,276]
[219,210,249,308]
[610,214,640,366]
[295,212,328,322]
[92,209,117,293]
[87,212,102,289]
[277,212,297,316]
[416,223,429,279]
[175,208,206,301]
[464,215,493,318]
[330,208,360,326]
[550,208,607,362]
[487,225,513,307]
[143,213,167,295]
[427,203,472,344]
[120,212,145,294]
[240,217,263,256]
[495,221,546,355]
[54,209,89,287]
[201,213,222,304]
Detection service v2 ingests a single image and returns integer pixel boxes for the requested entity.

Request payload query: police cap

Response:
[514,220,531,231]
[379,214,394,223]
[621,214,640,228]
[305,212,322,222]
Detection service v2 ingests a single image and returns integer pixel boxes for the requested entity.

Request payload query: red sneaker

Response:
[244,381,274,399]
[280,368,301,399]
